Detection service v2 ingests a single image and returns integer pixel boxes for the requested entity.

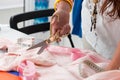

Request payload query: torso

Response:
[81,0,120,59]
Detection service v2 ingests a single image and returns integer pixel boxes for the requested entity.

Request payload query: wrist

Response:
[57,1,71,13]
[54,0,73,13]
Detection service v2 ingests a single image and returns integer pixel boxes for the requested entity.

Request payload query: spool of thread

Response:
[17,60,36,80]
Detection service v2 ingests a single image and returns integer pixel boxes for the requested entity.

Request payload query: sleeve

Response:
[72,0,83,38]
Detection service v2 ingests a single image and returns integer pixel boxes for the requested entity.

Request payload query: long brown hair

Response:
[100,0,120,19]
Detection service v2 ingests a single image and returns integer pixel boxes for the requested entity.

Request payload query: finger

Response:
[55,31,61,42]
[56,38,61,42]
[51,20,57,36]
[65,24,71,34]
[51,26,57,36]
[59,24,71,36]
[51,16,55,24]
[59,26,67,36]
[51,14,59,24]
[51,14,60,36]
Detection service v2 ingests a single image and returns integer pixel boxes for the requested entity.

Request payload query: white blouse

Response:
[81,0,120,59]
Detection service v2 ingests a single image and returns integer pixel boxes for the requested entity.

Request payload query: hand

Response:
[105,41,120,71]
[105,63,119,71]
[50,9,71,38]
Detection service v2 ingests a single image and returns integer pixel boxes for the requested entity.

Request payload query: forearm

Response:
[54,0,73,13]
[107,42,120,70]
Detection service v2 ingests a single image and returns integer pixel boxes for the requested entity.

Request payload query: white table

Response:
[0,25,30,43]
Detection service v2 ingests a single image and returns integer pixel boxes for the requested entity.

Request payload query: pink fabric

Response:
[85,70,120,80]
[0,38,119,80]
[0,38,14,51]
[47,45,86,61]
[17,60,37,80]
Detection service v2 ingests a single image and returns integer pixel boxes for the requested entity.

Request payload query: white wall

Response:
[0,0,23,10]
[0,0,23,24]
[0,0,54,24]
[0,7,23,24]
[49,0,54,8]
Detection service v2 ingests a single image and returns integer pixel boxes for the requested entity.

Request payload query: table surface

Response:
[0,25,30,43]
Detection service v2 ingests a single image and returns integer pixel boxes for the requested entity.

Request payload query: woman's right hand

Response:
[50,1,71,39]
[51,9,71,37]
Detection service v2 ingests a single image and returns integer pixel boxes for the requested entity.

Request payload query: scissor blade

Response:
[27,40,46,50]
[37,43,48,54]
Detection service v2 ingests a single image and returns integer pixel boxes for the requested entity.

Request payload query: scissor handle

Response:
[45,30,60,44]
[46,30,69,44]
[48,14,69,44]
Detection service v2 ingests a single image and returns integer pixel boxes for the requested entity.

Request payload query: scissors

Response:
[27,30,61,54]
[27,14,68,54]
[27,29,69,54]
